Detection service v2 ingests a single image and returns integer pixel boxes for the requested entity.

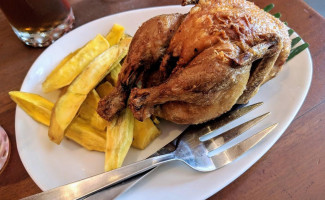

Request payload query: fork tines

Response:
[197,102,277,166]
[202,112,270,152]
[210,123,277,168]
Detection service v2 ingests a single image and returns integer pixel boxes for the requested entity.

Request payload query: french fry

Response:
[78,89,107,131]
[42,34,110,93]
[104,36,131,87]
[132,118,161,150]
[106,63,122,86]
[96,81,115,98]
[67,118,106,152]
[9,91,106,151]
[109,36,132,70]
[68,36,131,95]
[151,116,160,125]
[9,91,53,126]
[105,108,134,171]
[49,92,87,144]
[106,24,125,45]
[49,44,121,144]
[10,27,163,169]
[49,37,133,144]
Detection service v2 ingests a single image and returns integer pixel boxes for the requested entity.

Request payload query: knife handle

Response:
[23,152,176,200]
[86,142,178,199]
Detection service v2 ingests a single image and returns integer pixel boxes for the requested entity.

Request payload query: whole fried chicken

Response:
[98,0,290,124]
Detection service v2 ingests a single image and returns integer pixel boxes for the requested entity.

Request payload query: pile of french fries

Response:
[9,24,161,171]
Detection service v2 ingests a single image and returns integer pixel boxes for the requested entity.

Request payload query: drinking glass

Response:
[0,125,10,174]
[0,0,75,47]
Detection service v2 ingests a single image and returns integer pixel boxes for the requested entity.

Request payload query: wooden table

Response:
[1,0,324,199]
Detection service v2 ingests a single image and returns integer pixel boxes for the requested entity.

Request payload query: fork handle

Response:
[23,152,176,200]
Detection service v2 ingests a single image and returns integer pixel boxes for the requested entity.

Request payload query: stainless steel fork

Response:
[23,102,277,200]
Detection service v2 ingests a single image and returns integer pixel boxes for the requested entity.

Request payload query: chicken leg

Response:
[129,42,249,123]
[97,13,185,121]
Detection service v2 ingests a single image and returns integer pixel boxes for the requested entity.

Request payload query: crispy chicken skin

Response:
[130,42,252,123]
[182,0,200,5]
[98,0,291,124]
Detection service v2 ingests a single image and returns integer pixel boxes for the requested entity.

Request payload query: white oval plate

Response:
[15,5,312,200]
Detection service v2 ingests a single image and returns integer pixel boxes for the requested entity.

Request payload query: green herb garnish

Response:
[287,43,309,61]
[288,29,294,36]
[263,4,309,62]
[291,37,302,48]
[263,4,275,12]
[273,12,281,18]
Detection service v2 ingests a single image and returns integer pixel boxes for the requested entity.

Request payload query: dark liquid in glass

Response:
[0,0,71,32]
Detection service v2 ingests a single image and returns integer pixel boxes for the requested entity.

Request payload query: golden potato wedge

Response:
[78,89,107,131]
[151,116,160,125]
[9,91,53,126]
[108,36,132,73]
[49,92,87,144]
[105,108,134,171]
[67,118,106,152]
[103,36,131,87]
[49,36,132,144]
[106,24,125,45]
[67,41,131,94]
[106,63,122,86]
[42,34,110,93]
[96,81,115,98]
[49,44,123,144]
[132,118,161,150]
[9,91,106,151]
